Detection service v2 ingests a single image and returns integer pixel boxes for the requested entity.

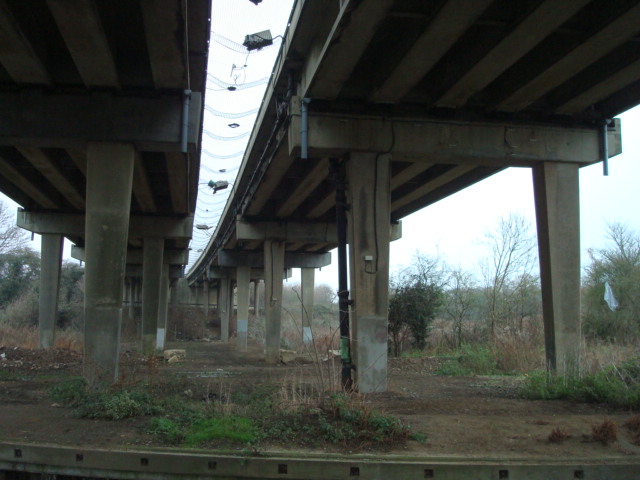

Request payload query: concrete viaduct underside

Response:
[0,0,639,393]
[188,0,635,392]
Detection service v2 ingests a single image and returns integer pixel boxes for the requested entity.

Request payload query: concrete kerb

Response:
[1,443,638,480]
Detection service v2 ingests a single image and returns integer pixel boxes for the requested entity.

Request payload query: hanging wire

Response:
[203,129,250,141]
[206,74,269,90]
[204,106,259,118]
[201,149,244,159]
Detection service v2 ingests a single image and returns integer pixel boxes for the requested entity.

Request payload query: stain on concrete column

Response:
[347,152,391,393]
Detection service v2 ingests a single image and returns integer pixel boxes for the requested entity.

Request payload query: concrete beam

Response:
[236,217,401,244]
[217,250,331,269]
[289,114,622,166]
[207,266,291,282]
[0,90,201,151]
[17,210,194,240]
[71,245,189,265]
[47,0,120,88]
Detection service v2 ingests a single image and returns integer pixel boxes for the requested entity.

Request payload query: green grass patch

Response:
[184,416,258,446]
[50,378,162,420]
[435,344,499,376]
[520,358,640,408]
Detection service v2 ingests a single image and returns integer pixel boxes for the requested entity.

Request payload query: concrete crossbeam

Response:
[236,217,402,243]
[289,114,622,166]
[17,211,194,240]
[217,250,331,269]
[71,245,189,265]
[0,90,201,151]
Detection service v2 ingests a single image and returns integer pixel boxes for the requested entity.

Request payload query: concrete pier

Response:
[38,234,63,348]
[264,240,285,363]
[83,142,134,385]
[142,237,164,355]
[301,268,315,345]
[347,153,391,393]
[533,162,581,375]
[236,266,250,351]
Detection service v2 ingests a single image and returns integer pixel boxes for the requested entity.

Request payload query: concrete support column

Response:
[203,280,210,318]
[533,162,581,375]
[219,276,231,342]
[252,281,258,314]
[347,152,391,393]
[128,280,135,320]
[38,234,63,348]
[84,142,134,385]
[236,266,251,351]
[301,267,315,345]
[156,265,170,352]
[142,237,164,355]
[264,240,285,363]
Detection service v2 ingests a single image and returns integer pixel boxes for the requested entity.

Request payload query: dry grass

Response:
[582,341,638,375]
[0,323,82,352]
[590,419,618,445]
[548,427,571,444]
[624,414,640,445]
[0,323,38,348]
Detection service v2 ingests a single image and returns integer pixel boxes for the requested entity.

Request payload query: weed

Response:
[184,416,258,446]
[50,377,88,406]
[590,419,617,445]
[548,427,571,444]
[520,362,640,408]
[148,417,185,444]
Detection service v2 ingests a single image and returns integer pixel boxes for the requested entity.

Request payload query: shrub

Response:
[436,344,498,376]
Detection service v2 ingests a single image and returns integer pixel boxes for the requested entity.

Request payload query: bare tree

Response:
[442,268,477,348]
[0,200,27,253]
[481,213,537,339]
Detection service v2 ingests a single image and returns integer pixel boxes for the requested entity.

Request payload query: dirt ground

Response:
[1,340,639,460]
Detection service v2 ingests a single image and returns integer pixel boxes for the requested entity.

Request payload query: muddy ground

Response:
[1,340,639,460]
